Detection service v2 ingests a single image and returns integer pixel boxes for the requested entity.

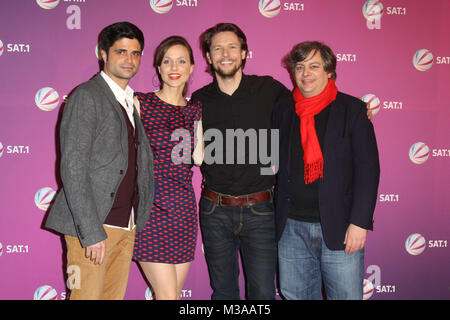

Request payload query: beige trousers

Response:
[65,226,136,300]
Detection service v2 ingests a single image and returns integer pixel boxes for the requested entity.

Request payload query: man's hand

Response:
[344,224,367,254]
[85,240,106,265]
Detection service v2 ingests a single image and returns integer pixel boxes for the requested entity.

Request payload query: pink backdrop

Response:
[0,0,449,300]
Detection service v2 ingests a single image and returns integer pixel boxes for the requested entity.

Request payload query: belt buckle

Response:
[217,194,222,206]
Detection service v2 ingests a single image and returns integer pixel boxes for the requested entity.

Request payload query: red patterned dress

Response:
[133,92,201,264]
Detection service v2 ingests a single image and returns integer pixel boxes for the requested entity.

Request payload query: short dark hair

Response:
[97,21,144,70]
[154,36,194,97]
[200,22,248,74]
[284,41,337,80]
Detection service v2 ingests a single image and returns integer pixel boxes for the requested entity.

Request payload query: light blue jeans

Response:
[278,219,364,300]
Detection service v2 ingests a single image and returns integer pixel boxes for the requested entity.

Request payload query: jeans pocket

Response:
[199,196,217,215]
[250,200,274,216]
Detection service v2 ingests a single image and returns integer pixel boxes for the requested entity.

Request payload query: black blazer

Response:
[273,91,380,250]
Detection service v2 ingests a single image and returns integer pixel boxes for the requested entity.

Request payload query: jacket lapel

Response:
[286,104,296,172]
[320,93,346,191]
[92,73,128,154]
[92,73,122,111]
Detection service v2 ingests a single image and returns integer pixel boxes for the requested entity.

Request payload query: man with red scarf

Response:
[273,41,380,300]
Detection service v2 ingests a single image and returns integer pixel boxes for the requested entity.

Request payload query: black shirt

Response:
[192,74,290,195]
[289,105,330,222]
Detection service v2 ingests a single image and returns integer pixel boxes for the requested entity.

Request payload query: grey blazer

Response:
[45,73,154,248]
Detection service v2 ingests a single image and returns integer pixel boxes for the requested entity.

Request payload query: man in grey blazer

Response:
[45,22,154,299]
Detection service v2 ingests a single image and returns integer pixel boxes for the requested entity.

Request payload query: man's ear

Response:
[100,49,108,63]
[241,49,247,61]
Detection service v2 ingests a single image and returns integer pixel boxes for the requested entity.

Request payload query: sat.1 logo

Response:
[149,0,173,14]
[413,49,433,71]
[36,0,60,10]
[409,142,429,164]
[405,233,426,255]
[361,94,380,116]
[259,0,281,18]
[362,0,384,22]
[35,87,60,111]
[35,187,56,211]
[34,285,58,300]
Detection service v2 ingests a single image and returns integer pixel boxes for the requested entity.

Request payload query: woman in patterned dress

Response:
[133,36,203,300]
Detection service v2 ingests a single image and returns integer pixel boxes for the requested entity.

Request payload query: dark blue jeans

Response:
[199,194,277,300]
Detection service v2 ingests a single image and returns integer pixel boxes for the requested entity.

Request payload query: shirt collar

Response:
[100,71,134,105]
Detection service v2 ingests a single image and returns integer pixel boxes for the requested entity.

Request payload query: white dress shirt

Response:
[100,71,135,128]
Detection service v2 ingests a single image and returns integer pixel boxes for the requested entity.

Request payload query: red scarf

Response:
[293,78,338,184]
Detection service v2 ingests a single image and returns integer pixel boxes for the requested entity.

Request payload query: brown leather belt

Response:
[202,188,271,207]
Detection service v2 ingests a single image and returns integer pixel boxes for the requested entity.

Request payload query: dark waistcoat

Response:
[104,105,139,227]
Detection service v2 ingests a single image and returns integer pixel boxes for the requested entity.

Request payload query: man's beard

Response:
[212,62,242,79]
